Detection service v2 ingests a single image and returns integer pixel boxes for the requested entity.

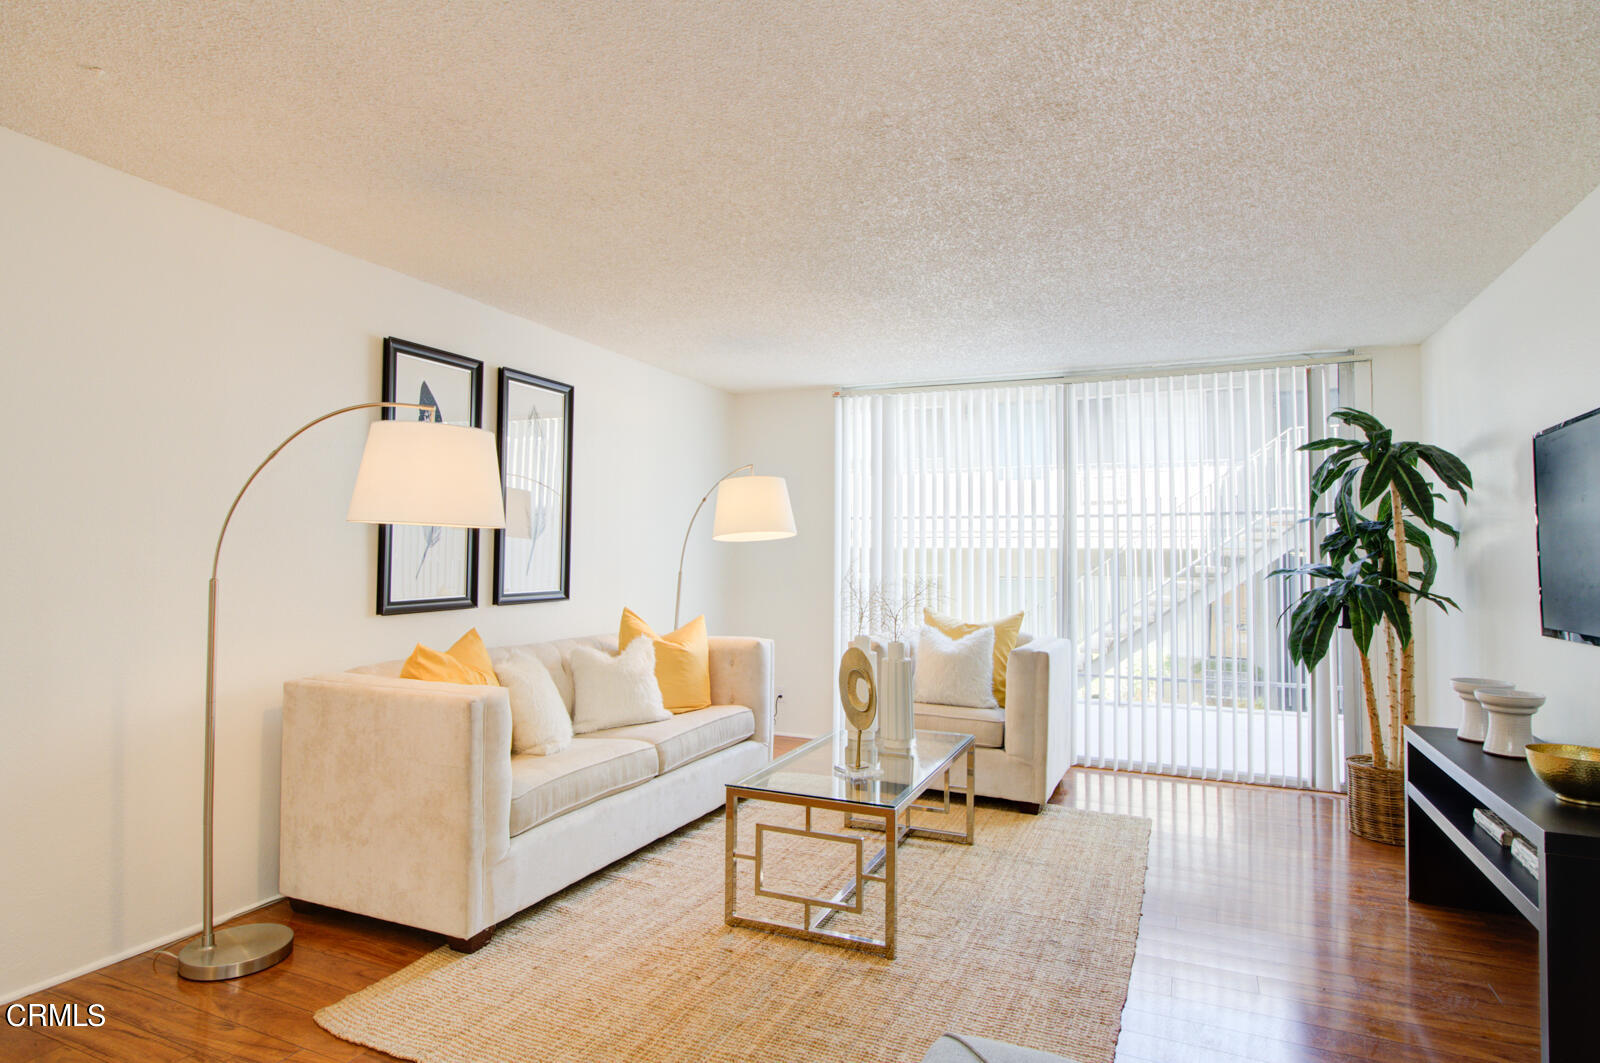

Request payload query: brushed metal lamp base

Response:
[176,923,294,981]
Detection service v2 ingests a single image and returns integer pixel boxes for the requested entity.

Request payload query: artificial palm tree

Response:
[1276,409,1471,839]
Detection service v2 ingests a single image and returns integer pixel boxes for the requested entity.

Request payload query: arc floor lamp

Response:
[674,464,795,629]
[177,401,505,981]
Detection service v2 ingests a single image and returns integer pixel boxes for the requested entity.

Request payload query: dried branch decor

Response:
[843,570,941,642]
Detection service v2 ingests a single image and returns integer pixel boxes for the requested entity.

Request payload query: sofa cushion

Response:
[569,638,671,734]
[588,705,755,774]
[350,635,618,709]
[913,624,998,709]
[490,634,614,714]
[496,649,573,755]
[914,702,1004,748]
[399,628,499,686]
[619,608,712,712]
[509,737,657,837]
[924,608,1025,708]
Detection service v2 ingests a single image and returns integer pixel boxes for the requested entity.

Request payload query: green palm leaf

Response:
[1358,449,1394,508]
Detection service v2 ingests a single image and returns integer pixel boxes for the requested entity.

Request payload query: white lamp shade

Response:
[711,475,796,542]
[347,420,506,528]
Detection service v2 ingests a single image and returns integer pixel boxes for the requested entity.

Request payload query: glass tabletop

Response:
[730,730,974,810]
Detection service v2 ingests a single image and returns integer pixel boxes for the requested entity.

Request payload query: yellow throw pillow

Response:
[400,628,500,686]
[924,608,1024,709]
[618,608,711,712]
[446,628,497,679]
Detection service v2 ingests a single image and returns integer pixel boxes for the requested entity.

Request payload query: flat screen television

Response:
[1533,405,1600,646]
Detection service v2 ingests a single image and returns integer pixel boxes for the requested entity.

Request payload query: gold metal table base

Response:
[724,744,976,959]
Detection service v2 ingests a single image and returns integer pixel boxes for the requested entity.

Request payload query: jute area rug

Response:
[317,802,1151,1063]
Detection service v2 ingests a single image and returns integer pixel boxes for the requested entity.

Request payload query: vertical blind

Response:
[837,384,1067,641]
[1068,366,1344,788]
[837,364,1349,790]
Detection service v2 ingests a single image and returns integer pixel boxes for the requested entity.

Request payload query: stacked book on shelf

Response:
[1510,836,1539,875]
[1471,807,1512,845]
[1472,806,1539,875]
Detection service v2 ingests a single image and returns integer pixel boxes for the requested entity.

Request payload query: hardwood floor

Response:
[2,758,1539,1062]
[1063,770,1540,1063]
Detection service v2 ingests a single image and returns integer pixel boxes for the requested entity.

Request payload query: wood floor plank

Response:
[67,973,307,1063]
[1126,983,1537,1063]
[14,999,195,1063]
[0,1026,104,1063]
[100,960,369,1062]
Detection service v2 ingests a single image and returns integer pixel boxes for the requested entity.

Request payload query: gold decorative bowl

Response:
[1526,743,1600,807]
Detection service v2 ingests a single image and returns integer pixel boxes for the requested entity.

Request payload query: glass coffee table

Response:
[724,730,976,959]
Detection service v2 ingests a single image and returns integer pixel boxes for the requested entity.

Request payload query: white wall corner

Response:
[1416,181,1600,746]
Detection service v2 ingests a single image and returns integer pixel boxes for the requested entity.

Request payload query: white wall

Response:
[1364,345,1425,438]
[1418,181,1600,746]
[1357,345,1432,724]
[0,127,734,1002]
[726,389,838,737]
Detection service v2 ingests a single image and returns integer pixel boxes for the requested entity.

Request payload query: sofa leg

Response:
[1018,801,1043,815]
[446,927,494,953]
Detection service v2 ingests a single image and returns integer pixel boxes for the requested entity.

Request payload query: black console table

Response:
[1405,726,1600,1063]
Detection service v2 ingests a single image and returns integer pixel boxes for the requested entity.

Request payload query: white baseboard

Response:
[774,730,824,740]
[1,894,284,1005]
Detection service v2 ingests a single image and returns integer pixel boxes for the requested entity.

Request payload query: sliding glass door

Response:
[837,362,1350,790]
[1067,366,1344,787]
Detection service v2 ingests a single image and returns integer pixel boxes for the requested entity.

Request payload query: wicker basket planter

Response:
[1346,754,1405,846]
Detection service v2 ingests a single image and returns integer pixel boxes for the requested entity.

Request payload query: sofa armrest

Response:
[707,636,775,754]
[1003,636,1075,801]
[279,672,512,939]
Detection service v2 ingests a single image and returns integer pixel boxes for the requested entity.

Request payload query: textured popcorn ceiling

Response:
[2,2,1598,392]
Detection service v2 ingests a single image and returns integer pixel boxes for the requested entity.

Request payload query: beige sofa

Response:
[910,634,1074,812]
[279,634,773,951]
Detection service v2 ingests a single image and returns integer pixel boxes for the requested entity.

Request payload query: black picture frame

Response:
[494,368,574,604]
[377,337,484,615]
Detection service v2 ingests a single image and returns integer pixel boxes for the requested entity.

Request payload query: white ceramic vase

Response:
[851,635,916,754]
[1450,677,1514,743]
[1475,689,1546,758]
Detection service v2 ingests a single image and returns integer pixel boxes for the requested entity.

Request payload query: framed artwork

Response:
[377,337,484,615]
[494,368,573,604]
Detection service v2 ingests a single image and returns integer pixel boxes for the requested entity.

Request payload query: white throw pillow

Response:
[496,650,574,755]
[569,637,671,734]
[913,624,998,709]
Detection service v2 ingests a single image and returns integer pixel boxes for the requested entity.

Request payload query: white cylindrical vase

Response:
[877,640,916,754]
[1450,677,1513,743]
[1475,689,1546,758]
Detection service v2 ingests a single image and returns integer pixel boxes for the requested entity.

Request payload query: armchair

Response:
[911,635,1075,812]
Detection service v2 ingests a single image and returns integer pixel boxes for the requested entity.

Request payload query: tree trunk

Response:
[1390,482,1416,757]
[1384,619,1401,765]
[1359,647,1386,769]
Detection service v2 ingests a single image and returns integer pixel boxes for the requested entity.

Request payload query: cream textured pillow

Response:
[924,608,1024,708]
[913,624,998,709]
[569,637,671,734]
[496,650,573,755]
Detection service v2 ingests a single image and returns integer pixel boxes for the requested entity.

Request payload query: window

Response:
[838,362,1352,789]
